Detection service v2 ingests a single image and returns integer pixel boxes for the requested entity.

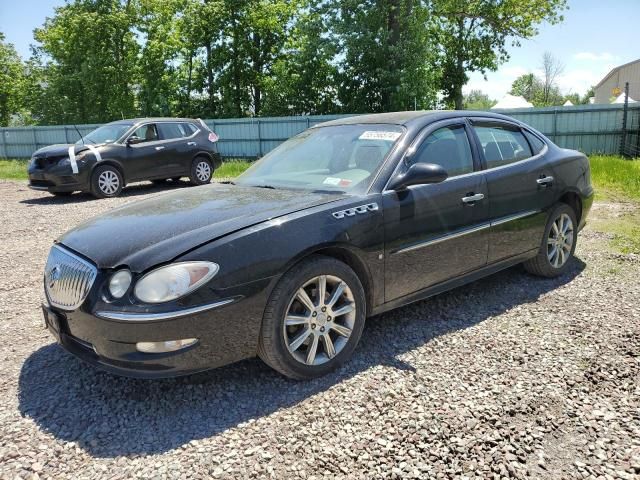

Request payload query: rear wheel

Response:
[91,165,123,198]
[524,203,577,277]
[189,157,213,185]
[258,256,366,380]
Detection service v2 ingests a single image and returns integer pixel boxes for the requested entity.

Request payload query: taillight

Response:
[208,132,219,143]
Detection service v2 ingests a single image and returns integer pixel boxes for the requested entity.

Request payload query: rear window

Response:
[158,122,190,140]
[524,130,546,155]
[183,122,199,135]
[473,124,532,169]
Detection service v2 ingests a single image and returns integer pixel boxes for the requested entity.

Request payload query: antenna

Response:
[73,125,85,145]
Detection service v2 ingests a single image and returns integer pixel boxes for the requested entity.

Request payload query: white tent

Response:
[563,100,574,106]
[612,93,636,104]
[491,94,534,109]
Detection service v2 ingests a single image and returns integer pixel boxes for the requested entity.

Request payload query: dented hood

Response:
[58,183,345,271]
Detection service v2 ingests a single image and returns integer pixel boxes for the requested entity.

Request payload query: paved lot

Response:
[0,180,638,479]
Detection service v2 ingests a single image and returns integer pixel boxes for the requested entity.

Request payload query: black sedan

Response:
[40,111,593,379]
[28,118,222,198]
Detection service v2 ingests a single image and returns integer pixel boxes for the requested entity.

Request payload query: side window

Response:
[408,125,474,177]
[130,124,158,143]
[523,130,546,155]
[157,122,188,140]
[473,124,533,168]
[183,122,199,135]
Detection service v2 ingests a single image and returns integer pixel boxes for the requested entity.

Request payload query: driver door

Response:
[383,120,489,302]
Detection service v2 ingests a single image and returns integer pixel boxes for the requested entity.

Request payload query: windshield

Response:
[235,124,404,193]
[77,123,133,145]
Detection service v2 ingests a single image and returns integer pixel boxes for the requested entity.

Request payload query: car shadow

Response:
[19,180,194,205]
[18,259,586,458]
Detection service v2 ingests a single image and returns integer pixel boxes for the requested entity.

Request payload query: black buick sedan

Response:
[41,111,593,379]
[28,118,222,198]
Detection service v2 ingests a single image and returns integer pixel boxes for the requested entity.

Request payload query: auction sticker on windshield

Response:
[358,131,402,141]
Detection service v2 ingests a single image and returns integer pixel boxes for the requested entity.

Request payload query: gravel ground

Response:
[0,179,638,480]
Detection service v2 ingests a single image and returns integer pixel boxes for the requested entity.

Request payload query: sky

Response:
[1,0,639,100]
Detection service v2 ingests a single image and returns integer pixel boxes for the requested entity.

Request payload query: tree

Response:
[540,51,564,105]
[510,73,540,103]
[433,0,567,109]
[0,33,25,126]
[330,0,440,113]
[32,0,139,124]
[261,3,340,115]
[463,89,495,110]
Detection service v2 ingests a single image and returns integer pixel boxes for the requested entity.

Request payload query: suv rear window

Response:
[158,122,189,140]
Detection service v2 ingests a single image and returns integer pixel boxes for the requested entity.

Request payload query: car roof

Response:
[107,118,200,125]
[314,110,520,129]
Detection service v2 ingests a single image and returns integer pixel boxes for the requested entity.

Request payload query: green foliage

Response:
[1,0,573,123]
[434,0,567,109]
[0,33,25,126]
[463,89,495,110]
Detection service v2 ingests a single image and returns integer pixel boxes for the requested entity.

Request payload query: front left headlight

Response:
[134,262,219,304]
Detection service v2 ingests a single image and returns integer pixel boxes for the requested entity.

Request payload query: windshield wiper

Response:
[311,189,346,194]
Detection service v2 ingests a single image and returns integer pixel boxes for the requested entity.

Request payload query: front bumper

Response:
[28,164,89,193]
[42,281,270,378]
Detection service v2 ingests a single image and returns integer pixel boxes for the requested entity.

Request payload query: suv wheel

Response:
[91,165,124,198]
[258,256,366,380]
[189,157,213,185]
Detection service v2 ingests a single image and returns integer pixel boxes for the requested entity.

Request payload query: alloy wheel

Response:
[283,275,356,366]
[547,213,574,268]
[195,161,211,182]
[98,170,120,195]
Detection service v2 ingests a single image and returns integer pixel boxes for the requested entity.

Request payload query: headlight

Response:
[134,262,219,304]
[109,269,132,298]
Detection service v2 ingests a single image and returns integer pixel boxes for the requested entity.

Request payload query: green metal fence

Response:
[1,105,639,159]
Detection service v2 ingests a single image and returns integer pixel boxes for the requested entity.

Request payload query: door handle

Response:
[187,141,197,146]
[155,146,165,151]
[461,193,485,204]
[537,176,554,186]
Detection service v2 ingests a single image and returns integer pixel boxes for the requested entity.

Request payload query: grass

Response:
[0,158,252,181]
[589,155,640,202]
[0,159,29,180]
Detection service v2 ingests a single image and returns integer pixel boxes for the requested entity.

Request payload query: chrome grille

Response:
[44,245,97,311]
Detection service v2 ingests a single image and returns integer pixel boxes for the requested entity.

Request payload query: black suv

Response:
[28,118,222,198]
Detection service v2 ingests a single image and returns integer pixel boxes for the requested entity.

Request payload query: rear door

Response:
[469,120,555,263]
[156,122,198,175]
[383,119,489,302]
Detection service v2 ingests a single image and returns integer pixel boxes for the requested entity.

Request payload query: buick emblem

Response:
[48,265,61,289]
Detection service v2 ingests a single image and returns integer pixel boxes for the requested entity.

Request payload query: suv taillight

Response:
[208,132,219,143]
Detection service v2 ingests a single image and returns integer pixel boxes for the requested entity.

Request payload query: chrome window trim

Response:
[392,209,541,255]
[94,298,236,322]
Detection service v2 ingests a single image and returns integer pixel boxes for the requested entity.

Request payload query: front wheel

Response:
[258,256,366,380]
[189,157,213,185]
[524,203,577,277]
[91,165,123,198]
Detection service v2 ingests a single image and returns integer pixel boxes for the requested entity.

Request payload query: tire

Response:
[189,157,213,185]
[51,191,73,197]
[258,255,366,380]
[90,165,124,198]
[523,203,578,278]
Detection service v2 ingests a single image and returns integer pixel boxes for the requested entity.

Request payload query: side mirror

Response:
[127,136,143,146]
[388,163,448,190]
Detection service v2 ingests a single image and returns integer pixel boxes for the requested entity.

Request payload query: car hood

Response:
[33,143,103,157]
[58,183,346,271]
